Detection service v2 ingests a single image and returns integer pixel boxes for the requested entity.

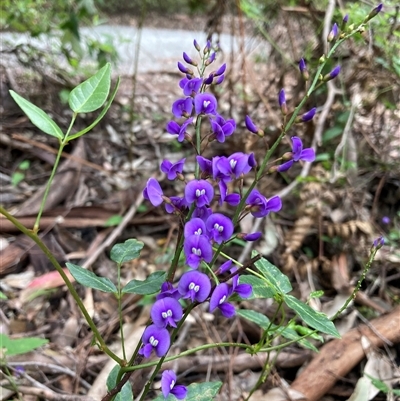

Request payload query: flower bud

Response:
[278,89,287,115]
[323,65,341,81]
[372,236,385,249]
[341,14,349,31]
[205,52,216,66]
[299,58,309,81]
[364,3,383,23]
[204,74,214,85]
[193,39,201,52]
[327,23,338,42]
[296,107,316,123]
[183,52,197,66]
[214,63,226,76]
[177,62,193,75]
[203,40,211,54]
[245,115,264,137]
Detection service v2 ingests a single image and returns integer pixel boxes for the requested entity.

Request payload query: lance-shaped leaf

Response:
[9,91,64,140]
[1,333,48,356]
[66,262,117,293]
[122,271,166,295]
[284,294,340,338]
[69,63,111,113]
[152,381,222,401]
[238,275,275,299]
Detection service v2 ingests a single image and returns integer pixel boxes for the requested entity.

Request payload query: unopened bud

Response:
[299,58,309,81]
[193,39,201,52]
[279,89,288,115]
[203,40,211,54]
[183,52,197,66]
[364,3,383,23]
[372,236,385,249]
[327,23,338,42]
[296,107,316,123]
[323,65,341,81]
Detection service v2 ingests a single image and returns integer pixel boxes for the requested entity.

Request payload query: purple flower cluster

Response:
[140,41,293,377]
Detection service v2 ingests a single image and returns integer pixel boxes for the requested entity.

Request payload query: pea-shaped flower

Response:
[166,117,193,142]
[184,217,207,238]
[194,93,217,115]
[161,370,187,400]
[205,213,234,244]
[172,97,193,118]
[246,190,282,218]
[139,325,170,358]
[184,180,214,207]
[161,158,185,180]
[143,178,164,207]
[183,234,213,269]
[209,283,235,318]
[151,297,183,328]
[178,270,211,302]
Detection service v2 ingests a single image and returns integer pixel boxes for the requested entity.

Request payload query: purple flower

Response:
[166,117,193,142]
[139,325,170,358]
[194,93,218,115]
[205,213,234,244]
[210,115,235,143]
[183,78,203,96]
[196,155,212,177]
[164,196,188,214]
[291,136,315,162]
[151,297,183,328]
[298,107,316,123]
[225,192,240,206]
[373,236,385,249]
[241,232,262,241]
[143,178,164,207]
[215,260,232,275]
[231,268,252,298]
[277,160,294,172]
[172,98,193,118]
[178,270,211,302]
[161,158,185,180]
[324,65,341,81]
[192,206,212,221]
[209,283,235,318]
[382,216,390,225]
[216,152,253,179]
[214,75,225,85]
[246,190,282,218]
[184,180,214,207]
[156,282,181,301]
[184,218,207,238]
[343,14,349,24]
[279,89,287,115]
[327,23,338,42]
[183,234,213,269]
[161,370,187,400]
[204,73,214,85]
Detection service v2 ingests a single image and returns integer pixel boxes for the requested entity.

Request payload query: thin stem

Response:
[0,207,123,366]
[117,263,126,361]
[33,113,77,233]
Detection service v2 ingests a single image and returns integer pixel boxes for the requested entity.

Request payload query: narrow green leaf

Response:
[239,275,275,299]
[67,78,120,141]
[110,239,144,264]
[284,294,340,338]
[152,381,222,401]
[237,310,318,351]
[69,63,111,113]
[106,365,133,401]
[253,253,292,294]
[237,309,271,329]
[122,271,166,295]
[0,333,48,356]
[9,91,63,139]
[66,262,117,293]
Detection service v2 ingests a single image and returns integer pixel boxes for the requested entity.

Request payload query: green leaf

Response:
[68,63,111,113]
[66,262,117,293]
[104,215,123,227]
[0,291,7,300]
[122,271,166,295]
[237,310,318,351]
[284,294,340,338]
[67,78,120,141]
[106,365,133,401]
[239,275,275,299]
[11,172,25,186]
[322,126,342,142]
[0,333,48,356]
[110,239,144,264]
[253,254,292,294]
[152,381,222,401]
[9,91,64,140]
[237,309,271,329]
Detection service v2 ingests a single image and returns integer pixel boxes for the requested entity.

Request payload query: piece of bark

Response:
[288,306,400,401]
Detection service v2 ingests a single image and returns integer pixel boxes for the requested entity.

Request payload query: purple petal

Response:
[183,78,203,96]
[183,234,213,269]
[225,193,240,206]
[205,213,234,244]
[196,155,212,176]
[172,98,193,118]
[277,160,294,172]
[184,218,207,238]
[266,196,282,213]
[279,89,286,107]
[234,283,253,299]
[144,178,163,207]
[219,302,236,318]
[172,385,188,400]
[291,136,303,160]
[216,260,232,275]
[194,93,217,115]
[299,148,315,162]
[214,75,225,85]
[161,370,176,398]
[209,283,230,312]
[177,61,189,74]
[243,232,262,241]
[184,180,214,207]
[301,108,316,122]
[140,325,170,358]
[245,115,258,134]
[215,63,226,76]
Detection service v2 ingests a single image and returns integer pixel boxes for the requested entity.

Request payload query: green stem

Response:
[33,113,77,233]
[0,207,123,366]
[117,263,127,361]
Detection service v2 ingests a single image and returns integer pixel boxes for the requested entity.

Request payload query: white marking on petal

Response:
[194,228,202,235]
[230,159,237,169]
[219,295,226,304]
[170,380,175,389]
[203,100,211,108]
